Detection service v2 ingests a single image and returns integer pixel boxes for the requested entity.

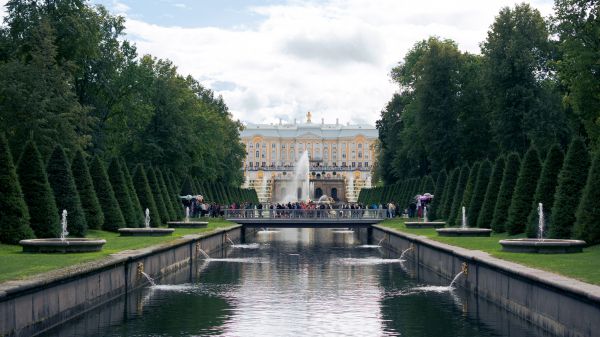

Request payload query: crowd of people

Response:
[179,194,434,220]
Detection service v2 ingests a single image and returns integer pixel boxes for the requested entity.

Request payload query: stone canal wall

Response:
[0,225,241,337]
[372,225,600,337]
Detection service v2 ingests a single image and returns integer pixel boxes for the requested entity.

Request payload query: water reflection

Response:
[45,228,555,337]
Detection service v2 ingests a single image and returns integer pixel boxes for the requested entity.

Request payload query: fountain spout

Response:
[461,206,467,229]
[537,202,545,241]
[144,208,150,228]
[185,207,190,223]
[400,244,415,260]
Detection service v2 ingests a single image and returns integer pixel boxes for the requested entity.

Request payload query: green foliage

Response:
[507,146,542,235]
[477,156,505,228]
[89,156,125,232]
[71,149,104,230]
[180,175,194,196]
[429,170,447,220]
[156,168,177,221]
[0,134,33,244]
[491,153,521,232]
[550,138,590,239]
[526,144,564,237]
[146,166,170,225]
[439,168,459,219]
[108,159,140,228]
[574,148,600,244]
[46,145,87,236]
[554,0,600,147]
[17,141,60,238]
[461,162,481,212]
[132,164,161,227]
[447,165,470,226]
[421,175,435,194]
[468,160,492,229]
[120,159,143,224]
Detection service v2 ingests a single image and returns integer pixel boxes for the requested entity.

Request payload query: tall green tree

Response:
[554,0,600,147]
[146,166,170,225]
[525,144,564,237]
[132,164,161,227]
[477,156,506,228]
[46,144,87,236]
[71,149,104,230]
[468,160,492,228]
[156,168,177,221]
[482,3,567,154]
[108,159,139,228]
[17,141,60,238]
[574,147,600,244]
[506,146,542,235]
[89,156,125,232]
[549,138,590,238]
[120,158,143,224]
[439,168,459,219]
[491,153,521,232]
[0,133,34,244]
[461,162,481,213]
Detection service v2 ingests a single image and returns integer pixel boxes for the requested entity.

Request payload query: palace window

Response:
[358,143,362,149]
[352,162,356,167]
[358,151,362,158]
[365,162,369,167]
[255,151,259,158]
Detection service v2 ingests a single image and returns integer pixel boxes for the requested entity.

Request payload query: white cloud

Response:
[111,0,130,15]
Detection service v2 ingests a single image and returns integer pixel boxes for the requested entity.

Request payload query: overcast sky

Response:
[2,0,555,125]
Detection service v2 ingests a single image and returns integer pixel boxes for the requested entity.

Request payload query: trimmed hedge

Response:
[574,147,600,244]
[491,153,521,233]
[468,159,491,229]
[108,159,140,228]
[506,146,542,235]
[89,156,125,232]
[132,164,161,227]
[477,156,505,228]
[71,149,104,230]
[0,134,34,244]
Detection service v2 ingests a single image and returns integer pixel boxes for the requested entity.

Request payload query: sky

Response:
[1,0,554,125]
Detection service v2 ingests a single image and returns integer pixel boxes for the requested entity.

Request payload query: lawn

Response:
[380,218,600,286]
[0,219,235,284]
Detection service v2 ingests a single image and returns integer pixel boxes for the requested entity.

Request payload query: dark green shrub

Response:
[108,159,140,228]
[120,159,143,225]
[132,164,161,227]
[507,146,542,235]
[491,153,521,233]
[89,156,125,232]
[429,170,447,220]
[477,156,505,228]
[447,165,470,227]
[439,168,459,219]
[46,145,87,236]
[180,175,194,196]
[0,134,34,244]
[71,149,104,230]
[574,148,600,244]
[17,141,60,238]
[525,144,564,237]
[156,168,178,221]
[146,166,170,225]
[468,160,491,228]
[549,138,590,239]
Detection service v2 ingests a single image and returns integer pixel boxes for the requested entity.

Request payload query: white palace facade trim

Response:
[240,113,378,203]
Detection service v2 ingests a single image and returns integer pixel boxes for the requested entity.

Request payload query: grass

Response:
[380,218,600,286]
[0,219,235,284]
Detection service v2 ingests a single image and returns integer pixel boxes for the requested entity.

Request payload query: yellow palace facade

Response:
[240,113,378,203]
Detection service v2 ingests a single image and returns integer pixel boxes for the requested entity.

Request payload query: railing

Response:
[223,208,387,220]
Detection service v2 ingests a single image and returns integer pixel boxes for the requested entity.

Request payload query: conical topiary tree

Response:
[120,158,143,225]
[429,170,447,220]
[108,159,140,228]
[71,149,104,230]
[164,170,182,218]
[46,145,87,236]
[447,165,470,227]
[491,153,521,233]
[468,159,491,229]
[525,144,564,237]
[422,175,435,194]
[0,134,34,244]
[147,166,170,224]
[89,156,126,232]
[549,138,590,239]
[506,146,542,235]
[477,156,505,228]
[133,164,162,227]
[17,141,60,238]
[180,175,194,196]
[439,168,459,219]
[156,168,177,221]
[573,148,600,245]
[461,162,481,212]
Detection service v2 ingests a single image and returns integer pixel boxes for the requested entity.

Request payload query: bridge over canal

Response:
[224,209,386,227]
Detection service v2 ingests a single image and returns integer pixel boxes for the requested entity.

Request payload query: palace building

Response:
[240,112,378,203]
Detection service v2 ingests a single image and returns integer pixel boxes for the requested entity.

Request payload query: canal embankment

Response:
[0,225,242,337]
[373,224,600,337]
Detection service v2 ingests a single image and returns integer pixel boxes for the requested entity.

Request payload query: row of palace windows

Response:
[254,150,368,160]
[248,162,369,168]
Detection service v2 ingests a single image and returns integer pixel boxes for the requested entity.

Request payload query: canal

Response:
[45,228,554,337]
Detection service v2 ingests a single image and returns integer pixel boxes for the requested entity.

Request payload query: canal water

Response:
[45,228,554,337]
